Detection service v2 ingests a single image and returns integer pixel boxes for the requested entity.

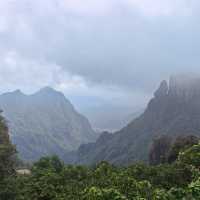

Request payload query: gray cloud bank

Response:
[0,0,200,129]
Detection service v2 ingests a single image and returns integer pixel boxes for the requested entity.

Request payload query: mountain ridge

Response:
[66,75,200,165]
[0,87,97,161]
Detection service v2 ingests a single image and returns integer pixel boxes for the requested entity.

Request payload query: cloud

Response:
[0,0,200,113]
[0,50,90,96]
[126,0,192,17]
[0,51,61,92]
[57,0,195,17]
[60,0,115,16]
[0,49,148,107]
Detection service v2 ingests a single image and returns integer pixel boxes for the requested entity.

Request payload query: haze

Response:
[0,0,200,130]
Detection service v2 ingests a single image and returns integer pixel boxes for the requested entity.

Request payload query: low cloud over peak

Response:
[0,0,200,129]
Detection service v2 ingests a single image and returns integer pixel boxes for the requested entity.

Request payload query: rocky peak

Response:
[154,80,168,98]
[33,87,68,104]
[13,89,24,95]
[168,75,200,99]
[153,75,200,102]
[66,75,200,165]
[148,75,200,116]
[36,87,61,96]
[3,89,25,97]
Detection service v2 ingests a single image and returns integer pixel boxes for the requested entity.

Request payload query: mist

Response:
[1,0,200,129]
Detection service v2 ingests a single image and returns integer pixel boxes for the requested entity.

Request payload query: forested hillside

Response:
[1,132,200,199]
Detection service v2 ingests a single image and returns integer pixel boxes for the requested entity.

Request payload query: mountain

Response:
[68,75,200,165]
[0,87,97,161]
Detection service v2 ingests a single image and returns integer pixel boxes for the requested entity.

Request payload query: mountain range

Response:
[0,87,97,161]
[67,75,200,165]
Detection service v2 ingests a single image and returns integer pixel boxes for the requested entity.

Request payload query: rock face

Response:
[154,80,168,98]
[68,75,200,165]
[0,87,97,161]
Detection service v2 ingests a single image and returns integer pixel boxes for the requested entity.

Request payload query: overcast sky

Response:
[1,0,200,126]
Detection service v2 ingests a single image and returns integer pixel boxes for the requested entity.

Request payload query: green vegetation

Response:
[0,112,16,179]
[1,111,200,199]
[0,142,200,200]
[149,135,199,165]
[0,112,16,200]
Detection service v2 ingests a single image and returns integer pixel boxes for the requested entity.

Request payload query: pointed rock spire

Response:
[154,80,168,98]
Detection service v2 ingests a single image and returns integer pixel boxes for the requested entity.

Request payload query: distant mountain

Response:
[68,75,200,165]
[85,106,144,132]
[0,87,97,161]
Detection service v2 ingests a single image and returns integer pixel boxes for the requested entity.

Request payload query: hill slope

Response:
[0,87,96,161]
[70,75,200,165]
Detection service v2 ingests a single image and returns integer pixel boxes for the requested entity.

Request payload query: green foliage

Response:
[83,187,128,200]
[0,113,16,179]
[188,177,200,198]
[32,155,64,174]
[178,143,200,168]
[149,135,199,166]
[1,139,200,199]
[0,113,16,200]
[126,162,192,189]
[167,135,199,163]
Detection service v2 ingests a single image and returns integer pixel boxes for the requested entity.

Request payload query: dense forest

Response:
[1,113,200,199]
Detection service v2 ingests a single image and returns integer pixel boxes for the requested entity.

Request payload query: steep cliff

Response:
[70,75,200,165]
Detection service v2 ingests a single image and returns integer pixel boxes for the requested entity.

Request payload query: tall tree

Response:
[0,111,16,179]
